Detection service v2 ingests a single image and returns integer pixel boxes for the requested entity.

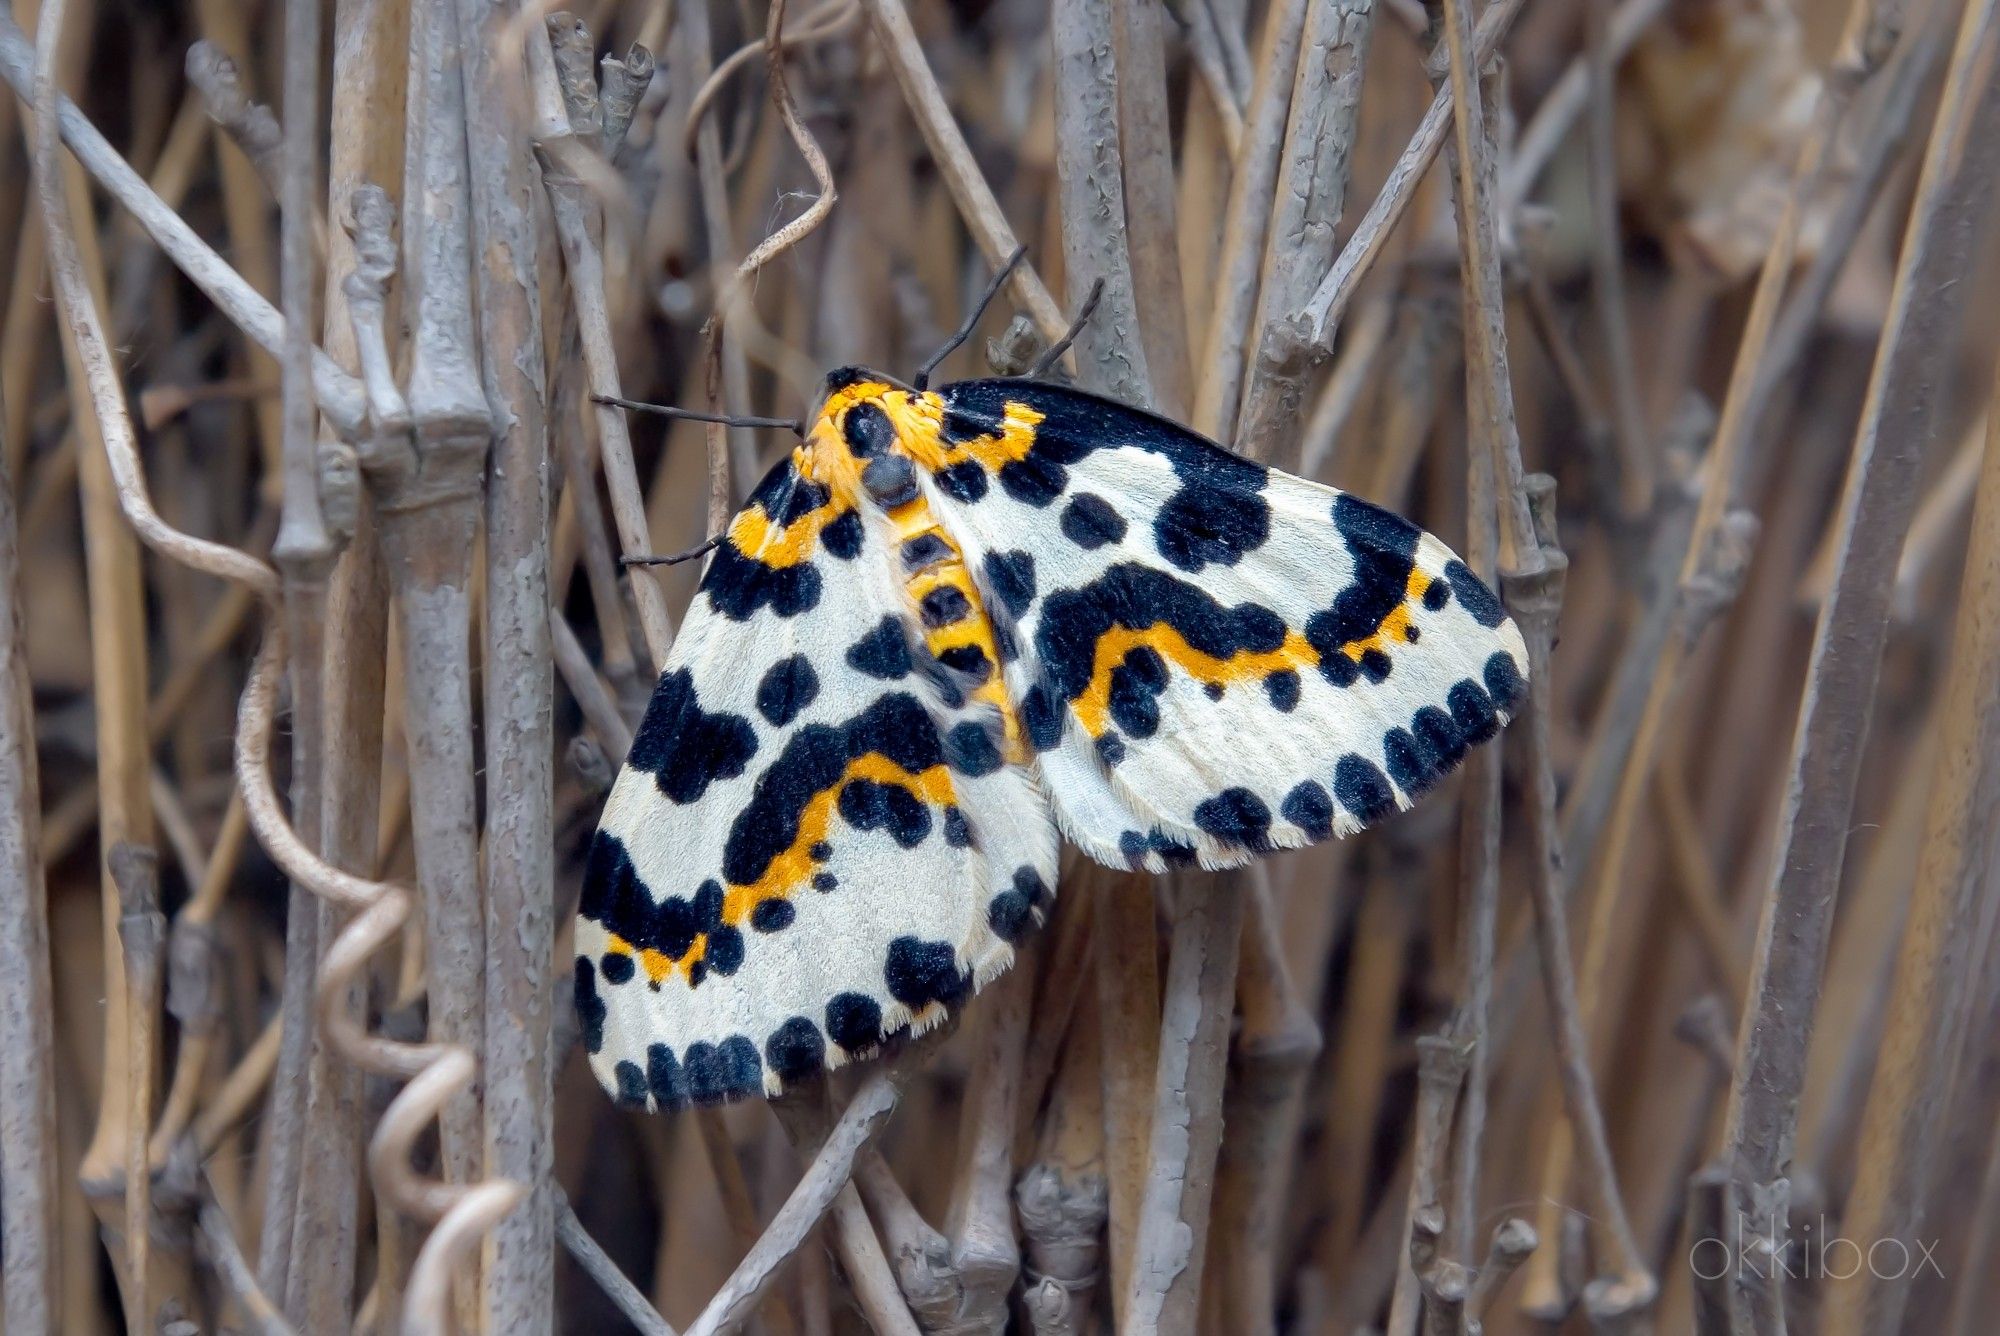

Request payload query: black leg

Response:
[1024,278,1105,380]
[912,245,1029,390]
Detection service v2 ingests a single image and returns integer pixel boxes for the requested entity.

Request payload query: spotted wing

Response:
[906,378,1529,871]
[574,453,1057,1110]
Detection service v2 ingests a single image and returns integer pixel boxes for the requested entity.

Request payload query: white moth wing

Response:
[901,379,1529,872]
[575,454,1056,1110]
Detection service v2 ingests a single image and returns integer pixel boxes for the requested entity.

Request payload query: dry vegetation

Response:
[1,0,1998,1331]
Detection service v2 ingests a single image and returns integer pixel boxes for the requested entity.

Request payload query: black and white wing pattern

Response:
[574,449,1056,1110]
[880,378,1530,872]
[578,366,1525,1111]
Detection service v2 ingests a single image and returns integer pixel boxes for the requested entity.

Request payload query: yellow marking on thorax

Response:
[880,390,1044,473]
[801,386,1027,760]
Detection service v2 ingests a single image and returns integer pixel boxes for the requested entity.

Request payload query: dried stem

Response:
[1721,5,2000,1329]
[858,0,1066,342]
[1050,0,1152,409]
[1299,0,1529,344]
[1190,0,1308,439]
[1233,0,1376,467]
[1820,204,2000,1336]
[0,407,56,1336]
[1124,872,1246,1333]
[1507,492,1654,1316]
[455,0,559,1320]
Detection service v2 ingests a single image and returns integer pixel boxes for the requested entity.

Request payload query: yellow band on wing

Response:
[1070,569,1437,736]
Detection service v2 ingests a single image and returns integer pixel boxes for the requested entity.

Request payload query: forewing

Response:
[907,379,1529,871]
[575,454,1057,1110]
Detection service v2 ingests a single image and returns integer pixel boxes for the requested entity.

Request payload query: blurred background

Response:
[0,0,1996,1331]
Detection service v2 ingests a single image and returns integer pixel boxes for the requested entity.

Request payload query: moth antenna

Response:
[1025,278,1106,380]
[620,534,725,567]
[595,393,804,436]
[912,245,1029,391]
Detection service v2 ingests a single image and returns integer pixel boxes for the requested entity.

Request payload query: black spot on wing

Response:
[1424,578,1452,611]
[846,617,912,679]
[1096,733,1126,766]
[721,693,944,886]
[838,779,933,847]
[1445,560,1505,628]
[599,951,634,984]
[987,866,1050,944]
[999,455,1068,507]
[765,1017,826,1084]
[1484,651,1526,716]
[1334,754,1396,825]
[843,694,948,769]
[684,1036,763,1105]
[702,539,822,621]
[559,839,615,917]
[750,899,795,932]
[626,668,758,803]
[1303,494,1422,673]
[1384,727,1438,797]
[1154,450,1271,572]
[614,1060,648,1108]
[1035,563,1288,706]
[940,402,1000,445]
[1264,669,1301,712]
[756,655,819,728]
[574,958,606,1054]
[983,550,1037,617]
[884,937,971,1010]
[1061,493,1128,549]
[1107,645,1169,739]
[647,1044,687,1108]
[1281,781,1335,840]
[1449,679,1499,745]
[935,460,989,503]
[821,508,864,559]
[705,925,745,977]
[944,806,974,847]
[693,880,724,934]
[1193,787,1274,849]
[826,992,883,1053]
[1414,706,1467,771]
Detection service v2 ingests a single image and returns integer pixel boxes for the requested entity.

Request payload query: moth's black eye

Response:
[842,402,897,458]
